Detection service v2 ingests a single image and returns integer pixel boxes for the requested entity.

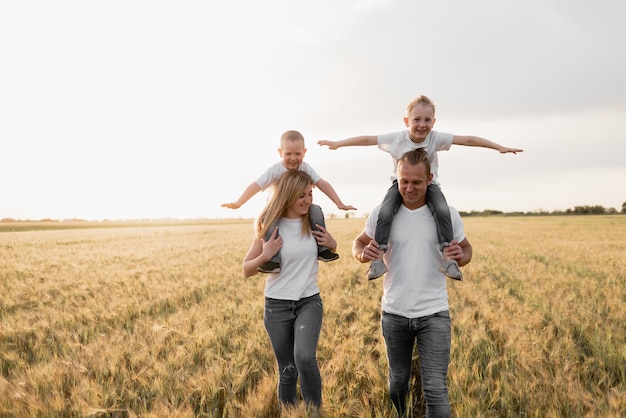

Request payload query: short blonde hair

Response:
[406,95,436,115]
[280,130,305,148]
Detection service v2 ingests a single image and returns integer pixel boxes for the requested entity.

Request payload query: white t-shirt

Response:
[377,130,453,185]
[364,203,465,318]
[255,162,322,190]
[264,217,320,300]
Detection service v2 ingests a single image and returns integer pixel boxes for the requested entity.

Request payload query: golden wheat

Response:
[0,216,624,417]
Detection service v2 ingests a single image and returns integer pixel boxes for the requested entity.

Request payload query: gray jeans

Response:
[382,310,451,417]
[264,293,323,408]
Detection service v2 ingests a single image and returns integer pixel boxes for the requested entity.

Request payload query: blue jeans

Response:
[381,310,451,418]
[264,293,323,408]
[376,181,453,250]
[264,204,327,263]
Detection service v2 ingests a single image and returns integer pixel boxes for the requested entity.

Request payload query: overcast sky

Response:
[1,0,625,221]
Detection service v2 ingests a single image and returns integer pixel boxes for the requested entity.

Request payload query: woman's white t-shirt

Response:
[264,217,319,301]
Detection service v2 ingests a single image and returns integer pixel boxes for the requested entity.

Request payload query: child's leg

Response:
[309,204,339,262]
[309,204,327,252]
[368,181,402,280]
[425,184,453,249]
[262,221,281,264]
[426,184,462,280]
[375,180,402,251]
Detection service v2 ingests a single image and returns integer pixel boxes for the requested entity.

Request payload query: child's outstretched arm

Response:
[315,179,357,211]
[452,135,523,154]
[221,182,262,209]
[318,135,377,150]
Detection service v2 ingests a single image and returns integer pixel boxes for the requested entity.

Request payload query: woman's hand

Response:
[312,224,337,252]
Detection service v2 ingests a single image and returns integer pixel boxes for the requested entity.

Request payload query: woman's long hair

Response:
[255,170,313,239]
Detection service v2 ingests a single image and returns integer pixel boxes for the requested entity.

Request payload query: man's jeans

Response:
[264,294,323,408]
[381,310,451,418]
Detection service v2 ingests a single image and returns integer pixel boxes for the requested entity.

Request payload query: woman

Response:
[243,170,337,413]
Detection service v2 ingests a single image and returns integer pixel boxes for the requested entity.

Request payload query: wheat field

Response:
[1,216,624,417]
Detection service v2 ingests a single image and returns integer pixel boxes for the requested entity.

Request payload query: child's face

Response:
[404,103,436,143]
[279,140,306,170]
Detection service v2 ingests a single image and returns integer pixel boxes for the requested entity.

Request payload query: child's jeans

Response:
[375,181,453,250]
[264,204,327,263]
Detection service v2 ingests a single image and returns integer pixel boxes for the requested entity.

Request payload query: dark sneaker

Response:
[318,249,340,262]
[257,261,280,274]
[442,260,463,281]
[367,259,388,280]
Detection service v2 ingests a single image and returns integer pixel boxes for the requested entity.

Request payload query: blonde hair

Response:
[255,170,313,239]
[406,95,436,115]
[280,130,305,148]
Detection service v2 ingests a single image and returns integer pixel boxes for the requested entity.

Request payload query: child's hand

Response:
[338,204,357,211]
[318,140,339,150]
[221,202,241,209]
[499,147,523,154]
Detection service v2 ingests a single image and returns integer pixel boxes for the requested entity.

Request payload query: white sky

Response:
[1,0,625,220]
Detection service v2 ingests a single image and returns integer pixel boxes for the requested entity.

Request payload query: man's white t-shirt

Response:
[365,203,465,318]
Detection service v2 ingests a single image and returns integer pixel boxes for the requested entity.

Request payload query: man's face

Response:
[397,161,432,210]
[279,140,306,170]
[403,103,436,142]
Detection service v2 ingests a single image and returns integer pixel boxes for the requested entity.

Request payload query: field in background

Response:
[1,216,625,417]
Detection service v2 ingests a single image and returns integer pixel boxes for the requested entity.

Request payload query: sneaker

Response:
[442,260,463,281]
[257,261,280,274]
[318,249,340,262]
[367,259,388,281]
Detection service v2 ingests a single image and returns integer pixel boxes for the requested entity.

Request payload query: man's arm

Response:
[353,230,383,263]
[315,179,356,211]
[452,135,523,154]
[221,182,262,209]
[318,135,378,150]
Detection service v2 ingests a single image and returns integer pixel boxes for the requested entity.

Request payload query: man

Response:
[353,148,473,417]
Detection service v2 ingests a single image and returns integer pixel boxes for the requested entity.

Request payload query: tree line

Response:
[460,202,626,217]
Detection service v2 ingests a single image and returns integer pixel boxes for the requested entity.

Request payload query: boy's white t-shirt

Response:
[377,130,453,185]
[364,203,465,318]
[264,217,320,300]
[255,162,322,190]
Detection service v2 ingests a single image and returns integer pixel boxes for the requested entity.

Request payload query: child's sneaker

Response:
[318,249,340,262]
[367,259,388,280]
[442,260,463,281]
[257,261,280,274]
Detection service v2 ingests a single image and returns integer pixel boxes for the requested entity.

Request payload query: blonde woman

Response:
[243,170,337,413]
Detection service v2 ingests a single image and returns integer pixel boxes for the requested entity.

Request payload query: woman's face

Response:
[285,184,313,218]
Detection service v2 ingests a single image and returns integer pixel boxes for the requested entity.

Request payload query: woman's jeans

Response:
[264,293,323,408]
[381,310,451,418]
[376,181,453,250]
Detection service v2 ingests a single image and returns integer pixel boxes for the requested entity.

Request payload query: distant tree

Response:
[622,202,626,214]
